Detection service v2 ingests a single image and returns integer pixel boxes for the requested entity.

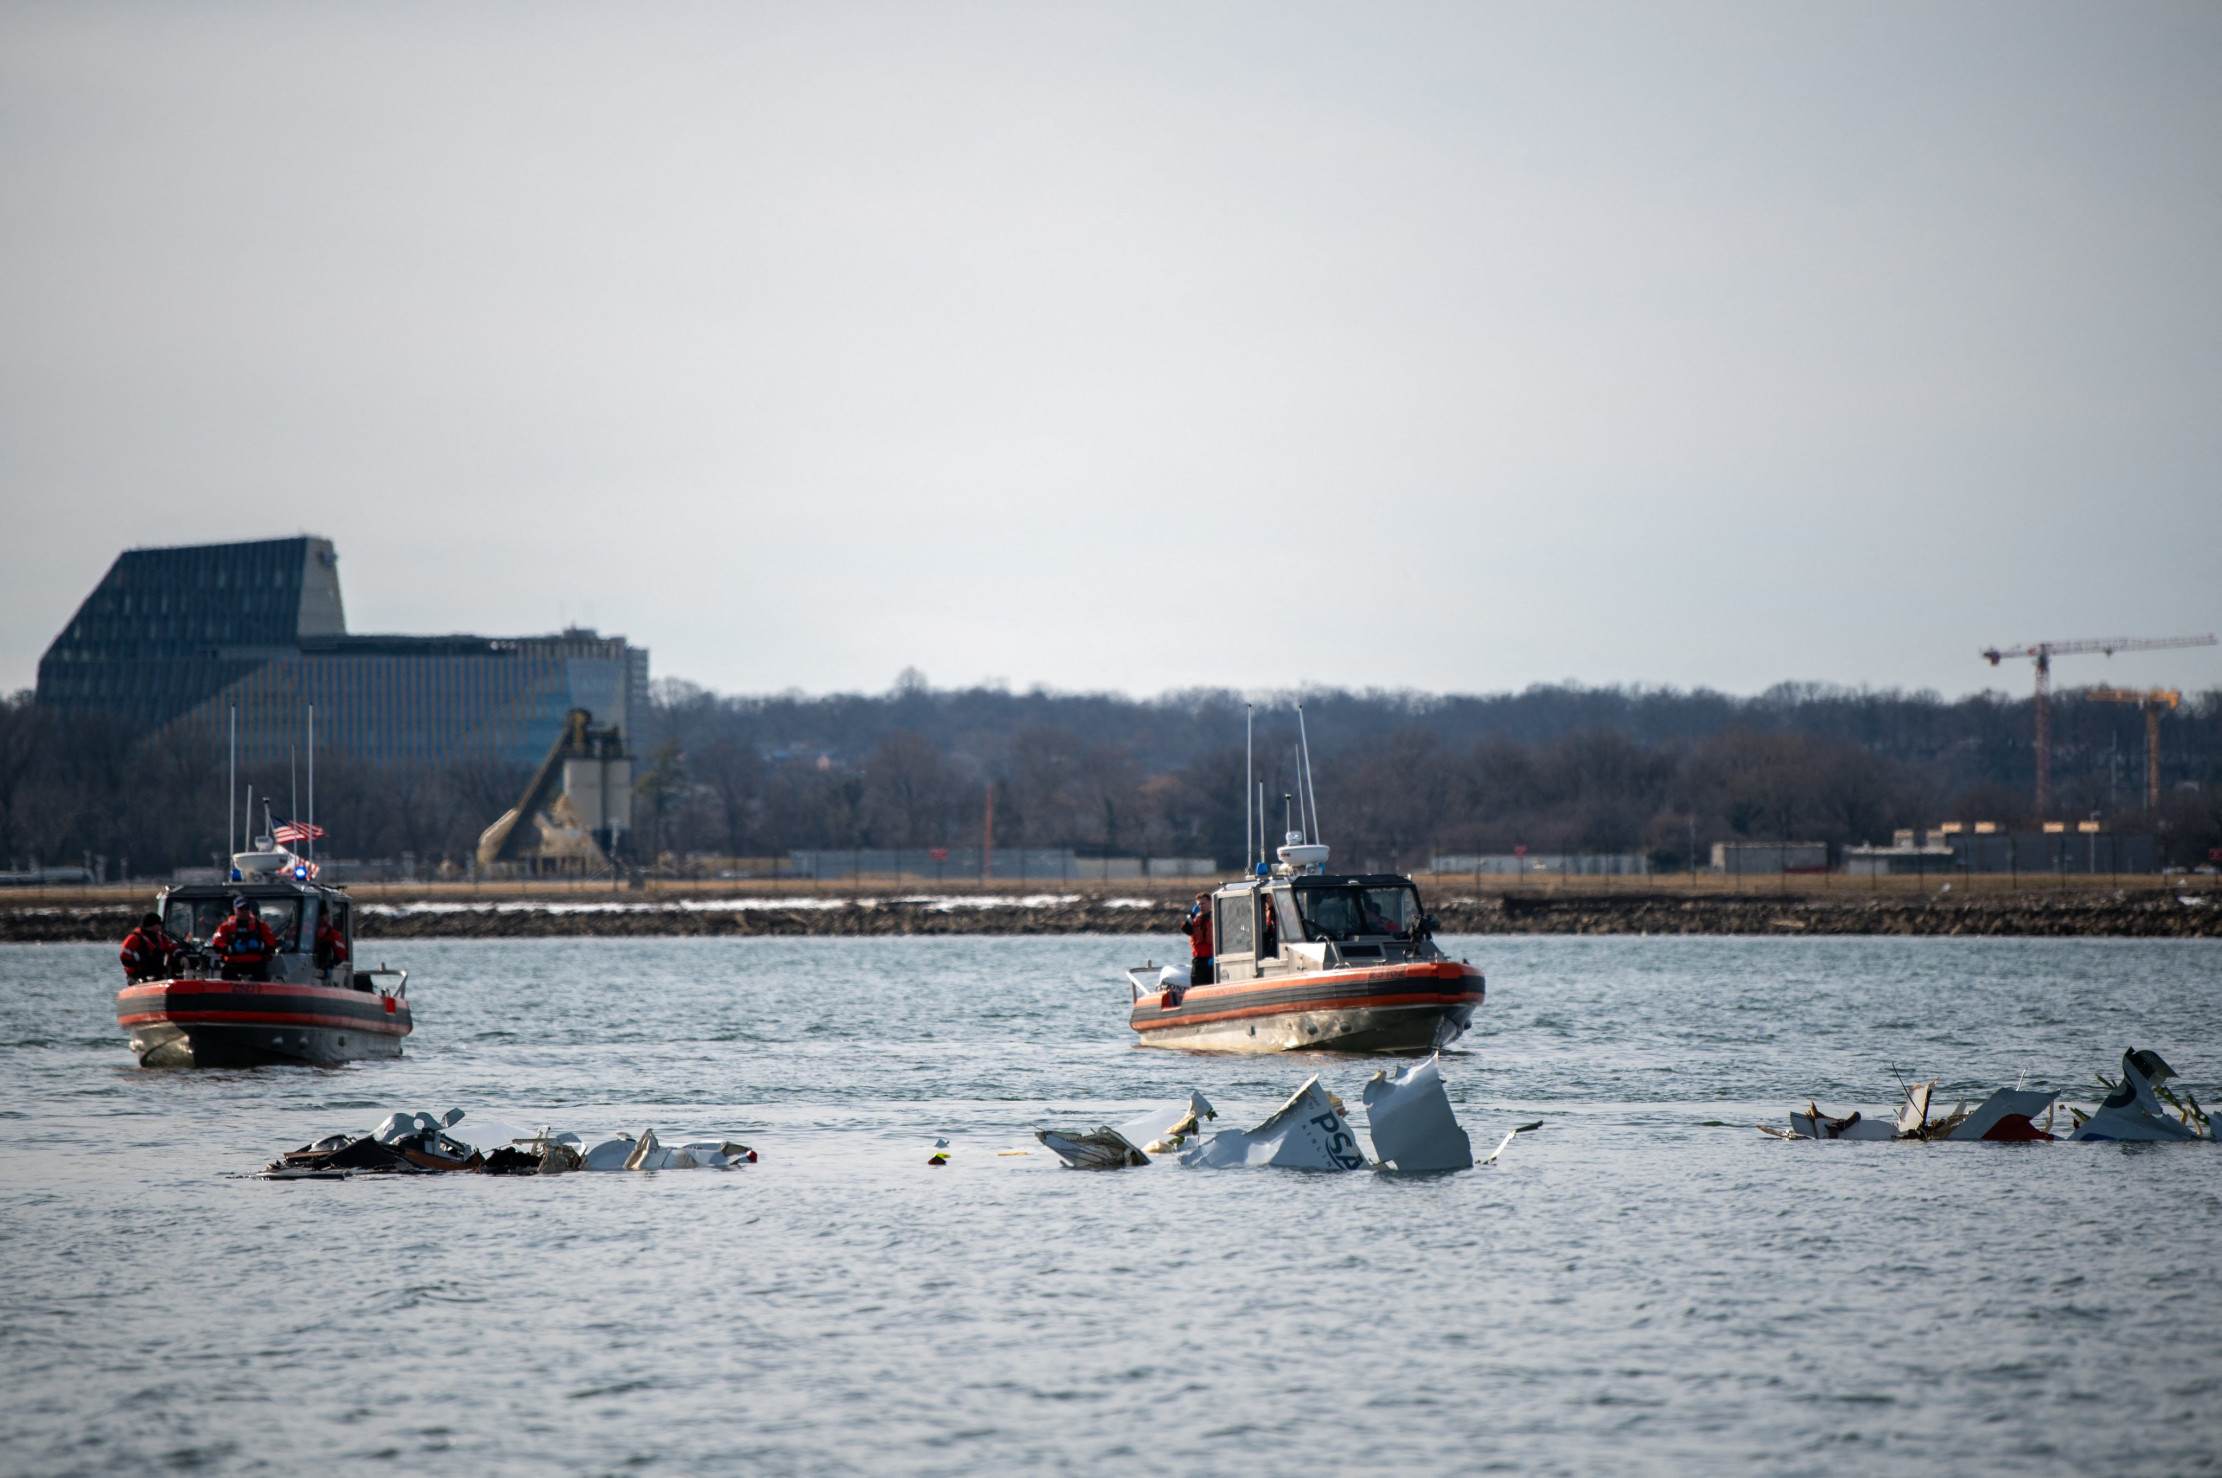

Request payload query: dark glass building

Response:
[36,537,650,766]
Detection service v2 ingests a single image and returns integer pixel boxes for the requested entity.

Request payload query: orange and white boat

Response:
[1127,865,1483,1053]
[116,849,410,1068]
[1125,706,1483,1053]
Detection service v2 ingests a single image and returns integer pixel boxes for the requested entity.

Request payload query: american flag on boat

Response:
[272,818,326,845]
[280,850,320,880]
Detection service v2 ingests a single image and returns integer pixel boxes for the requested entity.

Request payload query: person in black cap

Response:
[210,896,278,981]
[118,912,178,983]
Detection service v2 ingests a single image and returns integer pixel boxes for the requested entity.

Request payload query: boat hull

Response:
[1129,960,1482,1054]
[117,978,411,1068]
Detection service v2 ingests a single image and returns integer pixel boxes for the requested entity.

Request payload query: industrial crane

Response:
[2081,687,2182,813]
[1979,634,2216,816]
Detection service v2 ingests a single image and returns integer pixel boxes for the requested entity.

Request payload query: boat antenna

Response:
[1296,703,1323,846]
[1284,792,1294,845]
[307,704,315,861]
[290,742,298,841]
[1256,781,1266,867]
[245,783,253,852]
[1244,703,1254,871]
[227,706,237,864]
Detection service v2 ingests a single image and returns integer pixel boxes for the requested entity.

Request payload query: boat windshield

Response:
[167,898,228,943]
[165,896,303,949]
[1291,882,1424,942]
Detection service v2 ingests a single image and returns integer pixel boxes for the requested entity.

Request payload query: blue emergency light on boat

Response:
[293,863,310,881]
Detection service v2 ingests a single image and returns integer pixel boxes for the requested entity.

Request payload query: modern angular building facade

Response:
[36,537,650,766]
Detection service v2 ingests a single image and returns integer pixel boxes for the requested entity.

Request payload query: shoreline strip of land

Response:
[5,885,2217,942]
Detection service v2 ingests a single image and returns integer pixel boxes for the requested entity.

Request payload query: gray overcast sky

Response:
[4,2,2218,702]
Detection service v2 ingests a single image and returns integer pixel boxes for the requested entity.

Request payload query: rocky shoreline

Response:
[4,890,2217,942]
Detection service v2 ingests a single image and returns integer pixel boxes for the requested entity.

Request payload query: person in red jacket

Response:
[210,896,279,981]
[118,912,178,983]
[313,913,350,979]
[1182,891,1214,987]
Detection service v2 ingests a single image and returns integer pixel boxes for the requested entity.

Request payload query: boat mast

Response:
[307,705,315,862]
[228,706,237,864]
[1296,704,1324,847]
[1244,703,1254,872]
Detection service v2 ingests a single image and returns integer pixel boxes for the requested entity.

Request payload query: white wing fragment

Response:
[1361,1055,1473,1172]
[1178,1077,1368,1170]
[2069,1049,2211,1143]
[1481,1121,1544,1167]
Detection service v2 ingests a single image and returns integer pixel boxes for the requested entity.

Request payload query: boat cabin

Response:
[1205,870,1440,983]
[156,850,361,989]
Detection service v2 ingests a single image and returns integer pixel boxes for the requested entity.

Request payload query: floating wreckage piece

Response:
[1034,1092,1218,1170]
[1943,1088,2058,1142]
[1034,1074,1524,1174]
[1178,1076,1369,1171]
[1762,1047,2222,1144]
[543,1127,757,1172]
[373,1108,467,1144]
[265,1133,420,1178]
[1767,1081,2056,1143]
[493,1128,587,1173]
[1361,1055,1473,1172]
[927,1137,951,1167]
[262,1110,756,1178]
[1036,1127,1147,1170]
[1779,1104,1898,1141]
[1481,1120,1545,1166]
[581,1133,638,1170]
[2068,1049,2213,1143]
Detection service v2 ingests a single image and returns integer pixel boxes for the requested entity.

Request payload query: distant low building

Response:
[36,536,650,767]
[1712,842,1828,874]
[1429,853,1650,877]
[1944,831,2154,874]
[1841,844,1957,877]
[783,849,1215,882]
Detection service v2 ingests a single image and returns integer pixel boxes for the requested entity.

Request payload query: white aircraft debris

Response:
[262,1112,758,1178]
[2068,1049,2214,1143]
[1765,1047,2215,1145]
[1480,1120,1545,1166]
[1361,1055,1474,1172]
[1178,1076,1370,1170]
[1033,1092,1218,1170]
[1033,1070,1537,1175]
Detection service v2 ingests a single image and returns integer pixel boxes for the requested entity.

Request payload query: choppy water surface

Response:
[2,934,2217,1475]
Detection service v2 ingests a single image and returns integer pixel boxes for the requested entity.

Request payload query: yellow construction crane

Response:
[1980,633,2216,815]
[2082,687,2183,813]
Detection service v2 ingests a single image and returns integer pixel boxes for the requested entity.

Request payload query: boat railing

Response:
[1125,963,1164,1003]
[362,966,408,1000]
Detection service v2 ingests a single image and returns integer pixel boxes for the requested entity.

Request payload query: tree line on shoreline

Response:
[4,676,2219,880]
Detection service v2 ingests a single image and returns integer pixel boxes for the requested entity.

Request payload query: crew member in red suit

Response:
[314,913,350,978]
[210,896,279,981]
[1182,891,1214,987]
[118,912,178,983]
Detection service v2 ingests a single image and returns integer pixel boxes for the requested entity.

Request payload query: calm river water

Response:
[2,934,2217,1475]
